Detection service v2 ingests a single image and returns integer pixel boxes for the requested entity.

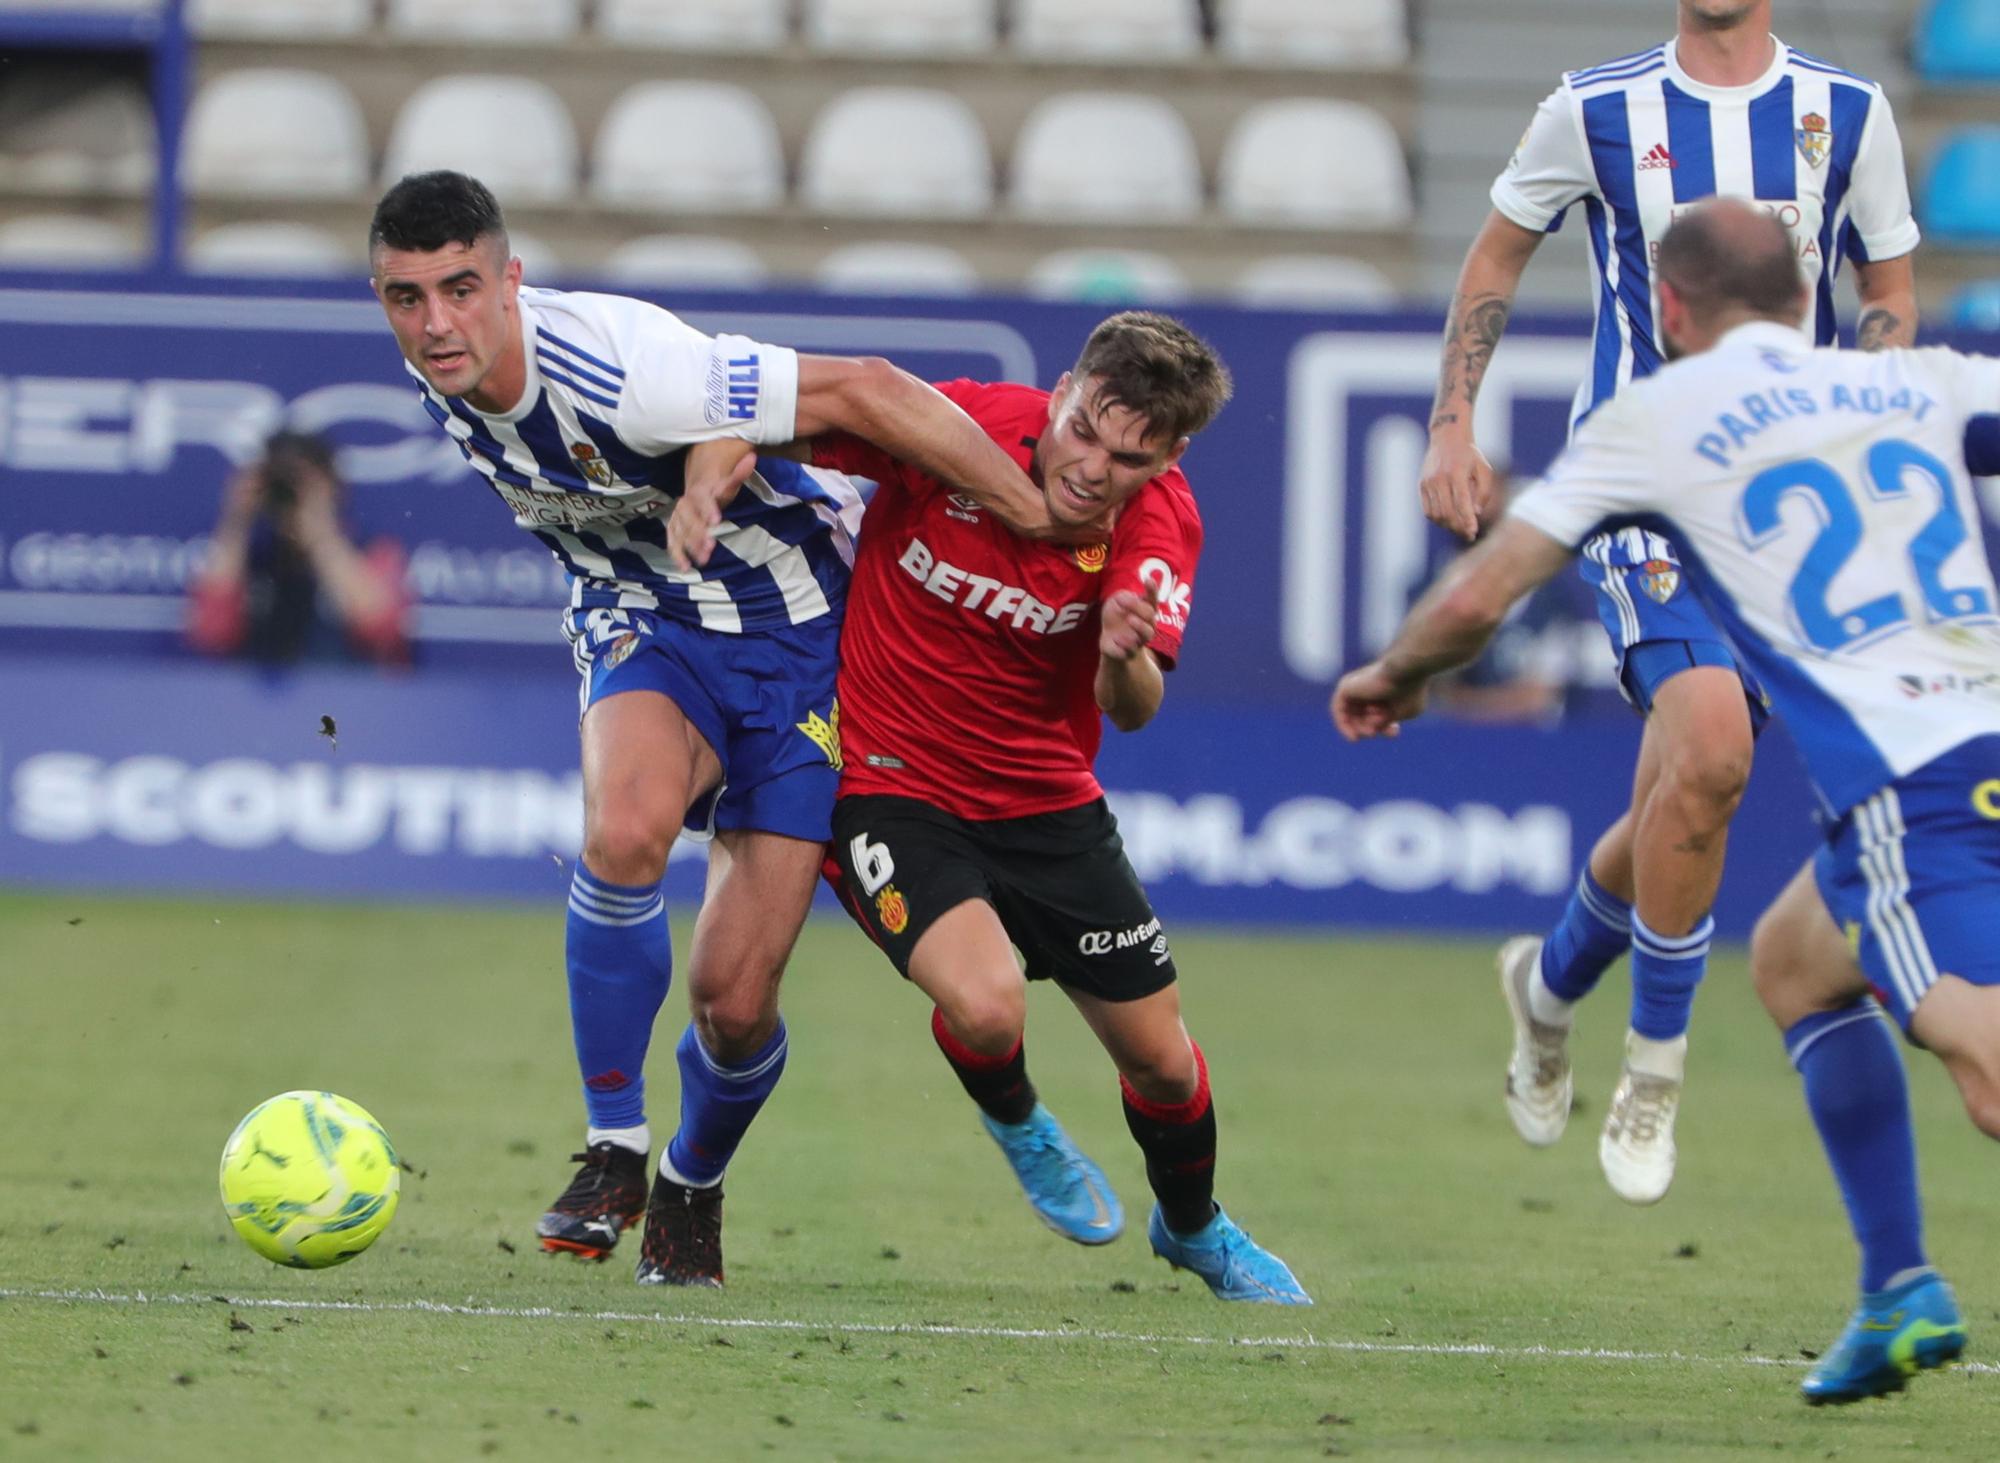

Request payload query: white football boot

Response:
[1599,1030,1685,1205]
[1497,936,1572,1146]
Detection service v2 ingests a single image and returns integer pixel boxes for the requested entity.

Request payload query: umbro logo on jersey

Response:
[1637,143,1676,171]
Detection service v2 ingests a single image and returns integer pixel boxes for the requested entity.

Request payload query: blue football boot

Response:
[1147,1205,1313,1305]
[1801,1270,1967,1405]
[980,1104,1122,1245]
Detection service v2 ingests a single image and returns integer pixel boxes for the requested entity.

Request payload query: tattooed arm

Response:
[1851,253,1918,352]
[1422,211,1546,540]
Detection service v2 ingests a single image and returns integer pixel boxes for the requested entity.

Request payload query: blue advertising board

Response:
[0,277,1976,932]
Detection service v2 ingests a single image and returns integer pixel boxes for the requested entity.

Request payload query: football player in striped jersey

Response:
[1420,0,1920,1203]
[370,170,1060,1285]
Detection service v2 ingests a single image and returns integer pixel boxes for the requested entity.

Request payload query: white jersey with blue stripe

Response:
[1493,37,1920,432]
[413,287,865,634]
[1510,321,2000,820]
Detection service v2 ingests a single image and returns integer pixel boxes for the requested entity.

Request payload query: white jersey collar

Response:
[1718,318,1812,352]
[1662,33,1789,103]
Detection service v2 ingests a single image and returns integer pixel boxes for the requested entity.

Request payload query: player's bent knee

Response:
[1121,1050,1199,1107]
[938,985,1027,1056]
[1663,739,1751,819]
[583,814,675,886]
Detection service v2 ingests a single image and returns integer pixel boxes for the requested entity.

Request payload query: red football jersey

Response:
[813,379,1203,821]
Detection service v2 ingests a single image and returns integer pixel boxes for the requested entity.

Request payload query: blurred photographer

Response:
[186,430,411,666]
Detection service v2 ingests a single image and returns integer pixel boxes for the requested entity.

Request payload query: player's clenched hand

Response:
[1099,587,1158,661]
[1419,434,1495,542]
[667,443,759,572]
[1330,662,1428,742]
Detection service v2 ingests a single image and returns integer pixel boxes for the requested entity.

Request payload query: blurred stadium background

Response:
[2,0,1999,936]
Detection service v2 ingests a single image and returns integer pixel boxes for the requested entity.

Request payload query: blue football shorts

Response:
[1578,533,1770,730]
[567,607,842,844]
[1814,735,2000,1030]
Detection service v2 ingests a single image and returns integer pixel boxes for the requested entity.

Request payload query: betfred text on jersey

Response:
[896,538,1090,635]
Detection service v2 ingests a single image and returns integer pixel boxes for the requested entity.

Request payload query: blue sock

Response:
[664,1019,789,1187]
[1539,867,1631,1002]
[565,864,672,1131]
[1786,1003,1927,1293]
[1628,910,1712,1040]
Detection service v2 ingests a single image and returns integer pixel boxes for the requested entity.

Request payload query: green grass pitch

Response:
[1,891,1993,1460]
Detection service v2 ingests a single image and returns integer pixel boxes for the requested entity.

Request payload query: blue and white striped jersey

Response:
[1511,322,2000,820]
[1493,37,1920,430]
[414,287,865,634]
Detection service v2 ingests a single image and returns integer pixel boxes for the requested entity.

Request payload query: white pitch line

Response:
[5,1287,1996,1379]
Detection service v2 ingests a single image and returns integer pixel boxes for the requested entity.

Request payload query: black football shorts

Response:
[826,793,1178,1002]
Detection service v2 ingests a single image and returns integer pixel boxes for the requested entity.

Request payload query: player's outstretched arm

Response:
[792,355,1058,537]
[1423,212,1544,541]
[1853,254,1918,351]
[1095,587,1165,731]
[1331,518,1571,741]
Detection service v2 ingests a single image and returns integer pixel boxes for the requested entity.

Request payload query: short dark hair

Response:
[1655,200,1804,324]
[368,170,507,259]
[1069,311,1233,444]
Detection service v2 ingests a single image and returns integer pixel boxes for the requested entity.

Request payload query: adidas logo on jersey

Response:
[1637,143,1676,171]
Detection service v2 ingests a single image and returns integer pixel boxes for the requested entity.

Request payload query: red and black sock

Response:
[1121,1041,1217,1237]
[931,1006,1038,1127]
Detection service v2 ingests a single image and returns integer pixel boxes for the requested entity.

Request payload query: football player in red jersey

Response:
[671,313,1310,1304]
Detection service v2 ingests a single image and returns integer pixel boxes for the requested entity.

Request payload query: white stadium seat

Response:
[591,82,785,213]
[1011,92,1201,222]
[1233,254,1395,309]
[799,88,993,218]
[816,242,981,295]
[1216,0,1409,68]
[184,70,368,199]
[383,76,579,206]
[0,214,145,269]
[1218,99,1412,228]
[0,79,153,195]
[386,0,582,43]
[596,0,790,49]
[1026,248,1188,304]
[187,223,354,276]
[189,0,371,38]
[1012,0,1201,61]
[602,235,771,289]
[804,0,993,56]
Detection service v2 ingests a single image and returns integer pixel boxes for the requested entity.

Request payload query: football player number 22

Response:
[1741,438,1993,654]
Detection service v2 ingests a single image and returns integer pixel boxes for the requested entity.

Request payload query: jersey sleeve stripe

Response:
[538,362,621,412]
[534,346,622,397]
[1747,75,1797,200]
[1662,81,1717,202]
[1568,45,1665,84]
[536,326,627,380]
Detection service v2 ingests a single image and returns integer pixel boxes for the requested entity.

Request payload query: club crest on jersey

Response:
[1639,559,1681,604]
[796,703,842,771]
[1795,111,1830,170]
[600,632,641,672]
[1073,543,1109,573]
[569,441,615,488]
[875,884,910,936]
